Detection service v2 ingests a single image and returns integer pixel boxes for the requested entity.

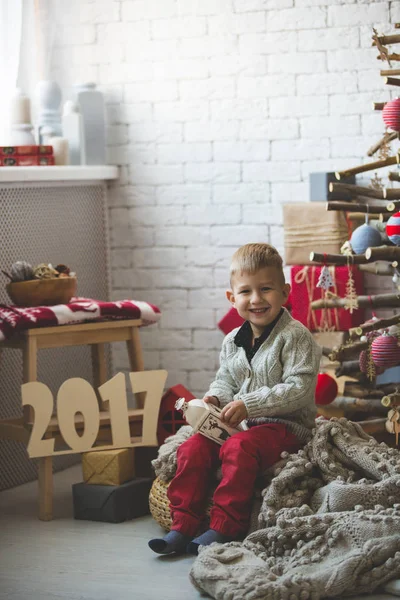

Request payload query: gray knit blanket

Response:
[152,418,400,599]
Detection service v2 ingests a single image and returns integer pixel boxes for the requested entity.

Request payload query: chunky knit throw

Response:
[152,418,400,599]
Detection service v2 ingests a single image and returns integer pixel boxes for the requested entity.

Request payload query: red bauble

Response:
[371,333,400,369]
[315,373,338,406]
[382,98,400,132]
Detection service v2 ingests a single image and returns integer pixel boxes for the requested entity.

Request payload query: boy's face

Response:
[226,267,291,338]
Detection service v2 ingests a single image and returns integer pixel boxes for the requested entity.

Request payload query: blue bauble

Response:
[350,224,382,255]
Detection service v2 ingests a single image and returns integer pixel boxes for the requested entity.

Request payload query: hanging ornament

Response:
[350,223,382,254]
[371,332,400,369]
[344,255,359,314]
[382,97,400,132]
[386,211,400,246]
[369,172,385,189]
[316,265,334,290]
[315,373,338,406]
[340,240,353,256]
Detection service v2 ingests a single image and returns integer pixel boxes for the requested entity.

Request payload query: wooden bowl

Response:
[6,277,77,307]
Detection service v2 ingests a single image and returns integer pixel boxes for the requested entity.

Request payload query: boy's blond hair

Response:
[230,243,285,284]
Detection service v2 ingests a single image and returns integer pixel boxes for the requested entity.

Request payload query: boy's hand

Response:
[220,400,248,427]
[203,395,219,407]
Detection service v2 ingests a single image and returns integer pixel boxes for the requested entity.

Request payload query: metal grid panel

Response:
[0,181,111,491]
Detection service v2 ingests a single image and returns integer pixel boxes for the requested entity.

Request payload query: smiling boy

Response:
[149,243,321,556]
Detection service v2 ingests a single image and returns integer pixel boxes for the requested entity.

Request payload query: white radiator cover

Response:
[0,180,112,490]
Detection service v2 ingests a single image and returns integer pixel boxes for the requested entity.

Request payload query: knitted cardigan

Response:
[205,308,322,443]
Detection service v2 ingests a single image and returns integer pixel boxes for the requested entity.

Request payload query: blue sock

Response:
[186,529,234,555]
[148,530,192,555]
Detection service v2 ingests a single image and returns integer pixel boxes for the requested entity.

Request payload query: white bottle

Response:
[73,83,106,165]
[35,80,63,143]
[62,100,85,165]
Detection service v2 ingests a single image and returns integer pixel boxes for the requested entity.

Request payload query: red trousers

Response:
[167,423,301,538]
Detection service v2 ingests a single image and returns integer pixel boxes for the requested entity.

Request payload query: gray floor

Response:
[0,465,398,600]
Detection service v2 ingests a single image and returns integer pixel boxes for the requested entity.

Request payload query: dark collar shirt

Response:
[234,308,284,364]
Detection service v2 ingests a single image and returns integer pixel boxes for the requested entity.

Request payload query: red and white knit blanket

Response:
[0,297,161,342]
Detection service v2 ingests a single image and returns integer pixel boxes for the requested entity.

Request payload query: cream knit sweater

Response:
[205,309,322,442]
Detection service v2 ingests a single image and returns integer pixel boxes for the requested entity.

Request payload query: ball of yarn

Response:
[383,97,400,132]
[371,333,400,369]
[33,263,58,279]
[350,223,381,254]
[386,211,400,246]
[315,373,338,405]
[10,261,34,282]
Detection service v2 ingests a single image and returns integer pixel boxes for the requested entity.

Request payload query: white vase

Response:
[8,124,36,145]
[35,80,62,142]
[62,100,85,165]
[73,83,106,165]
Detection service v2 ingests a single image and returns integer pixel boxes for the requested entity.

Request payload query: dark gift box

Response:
[309,171,356,201]
[72,477,153,523]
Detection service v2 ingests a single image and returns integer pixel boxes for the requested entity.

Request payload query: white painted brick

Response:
[297,72,358,96]
[151,16,207,39]
[153,59,209,80]
[234,0,293,11]
[156,143,212,164]
[124,186,157,207]
[116,104,152,124]
[156,184,211,205]
[295,0,353,5]
[126,144,156,165]
[129,163,184,185]
[391,2,400,23]
[270,96,328,118]
[134,289,188,309]
[300,116,360,138]
[327,48,378,72]
[122,0,177,20]
[107,125,129,146]
[154,269,212,289]
[239,32,297,55]
[238,75,296,98]
[112,268,134,289]
[179,36,237,58]
[210,225,269,246]
[126,39,179,61]
[57,24,96,45]
[269,226,284,257]
[329,93,377,116]
[111,249,133,269]
[160,309,215,329]
[298,27,359,52]
[214,268,230,288]
[268,52,326,74]
[209,55,268,77]
[128,123,183,144]
[272,138,329,161]
[213,183,269,204]
[184,162,241,184]
[179,77,236,100]
[189,289,229,309]
[361,114,386,136]
[133,248,185,269]
[357,70,387,93]
[186,204,241,225]
[78,0,120,23]
[300,158,355,180]
[186,246,237,267]
[210,98,267,121]
[109,208,132,247]
[125,81,178,103]
[330,137,369,159]
[189,372,219,396]
[193,330,224,350]
[154,101,209,122]
[243,161,301,182]
[156,226,211,247]
[165,369,189,389]
[177,0,233,16]
[185,121,239,142]
[107,145,130,166]
[239,119,299,141]
[242,203,282,225]
[99,63,153,85]
[130,205,185,227]
[213,141,270,162]
[114,268,154,289]
[271,182,308,205]
[141,330,193,350]
[97,22,150,46]
[101,85,124,105]
[208,12,266,36]
[328,3,388,27]
[267,7,326,31]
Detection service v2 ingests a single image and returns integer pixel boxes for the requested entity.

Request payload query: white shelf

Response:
[0,165,119,183]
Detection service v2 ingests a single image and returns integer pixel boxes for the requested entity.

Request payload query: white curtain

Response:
[0,0,23,144]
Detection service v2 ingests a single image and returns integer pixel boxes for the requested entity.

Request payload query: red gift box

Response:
[290,265,365,332]
[218,307,245,335]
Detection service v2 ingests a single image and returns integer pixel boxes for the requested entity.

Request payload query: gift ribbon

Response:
[294,266,340,331]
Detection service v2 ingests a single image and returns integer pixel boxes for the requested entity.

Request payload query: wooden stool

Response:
[0,319,146,521]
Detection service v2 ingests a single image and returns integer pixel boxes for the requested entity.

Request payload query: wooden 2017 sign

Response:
[21,370,167,458]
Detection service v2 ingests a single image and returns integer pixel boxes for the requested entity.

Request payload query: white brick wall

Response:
[50,0,398,397]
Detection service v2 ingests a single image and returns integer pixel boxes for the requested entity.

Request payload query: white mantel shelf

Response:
[0,165,119,183]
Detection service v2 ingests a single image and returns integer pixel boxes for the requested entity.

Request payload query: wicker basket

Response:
[6,276,77,307]
[149,476,214,532]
